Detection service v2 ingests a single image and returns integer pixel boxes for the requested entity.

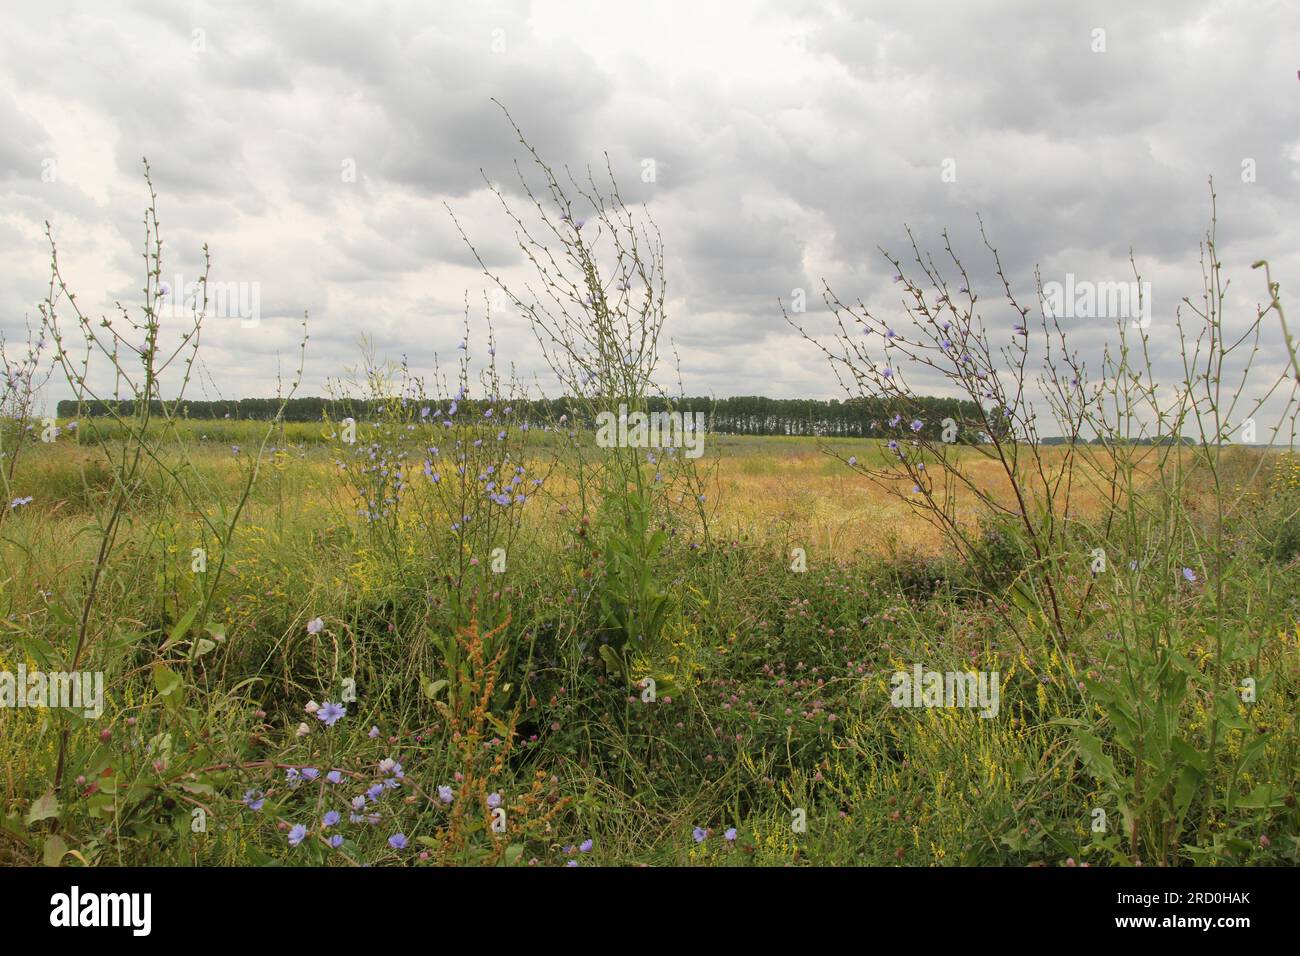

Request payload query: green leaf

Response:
[1234,784,1287,809]
[1170,736,1207,773]
[1009,583,1036,615]
[599,644,623,676]
[162,603,200,650]
[1073,730,1120,788]
[1215,690,1251,730]
[1116,799,1135,841]
[26,791,59,826]
[0,812,30,840]
[105,629,148,652]
[999,830,1027,851]
[13,631,55,670]
[1174,765,1200,819]
[245,845,283,867]
[42,834,69,867]
[125,783,151,802]
[1236,735,1270,775]
[422,677,448,700]
[153,665,183,698]
[1218,712,1252,732]
[1166,650,1199,678]
[86,794,116,820]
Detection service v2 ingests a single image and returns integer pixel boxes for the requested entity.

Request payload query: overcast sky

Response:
[3,0,1298,431]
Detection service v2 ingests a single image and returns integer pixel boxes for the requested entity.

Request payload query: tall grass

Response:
[0,151,1296,868]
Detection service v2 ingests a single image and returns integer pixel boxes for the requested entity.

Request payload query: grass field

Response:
[1,418,1297,867]
[5,143,1299,870]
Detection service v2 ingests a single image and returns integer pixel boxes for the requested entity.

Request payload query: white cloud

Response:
[2,0,1297,435]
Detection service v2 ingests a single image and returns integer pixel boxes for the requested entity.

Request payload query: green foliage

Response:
[4,140,1299,871]
[593,484,672,669]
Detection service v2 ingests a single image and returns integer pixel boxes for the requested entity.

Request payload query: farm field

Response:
[3,16,1299,875]
[2,417,1297,868]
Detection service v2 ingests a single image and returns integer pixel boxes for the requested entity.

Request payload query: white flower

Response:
[304,700,320,714]
[296,722,311,737]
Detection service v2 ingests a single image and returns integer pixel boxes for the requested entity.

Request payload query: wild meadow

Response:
[1,136,1298,869]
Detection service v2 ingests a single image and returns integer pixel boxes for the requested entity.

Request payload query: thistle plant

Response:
[324,309,554,716]
[451,102,712,690]
[786,218,1081,657]
[792,183,1298,864]
[0,319,52,523]
[37,160,304,806]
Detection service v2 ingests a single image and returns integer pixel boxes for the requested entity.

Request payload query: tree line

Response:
[57,394,987,439]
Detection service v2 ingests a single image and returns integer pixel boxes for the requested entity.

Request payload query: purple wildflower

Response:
[317,701,346,726]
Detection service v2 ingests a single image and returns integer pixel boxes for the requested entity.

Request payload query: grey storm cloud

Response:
[2,0,1297,422]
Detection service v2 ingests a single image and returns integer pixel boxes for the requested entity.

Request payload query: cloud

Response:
[1,0,1296,434]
